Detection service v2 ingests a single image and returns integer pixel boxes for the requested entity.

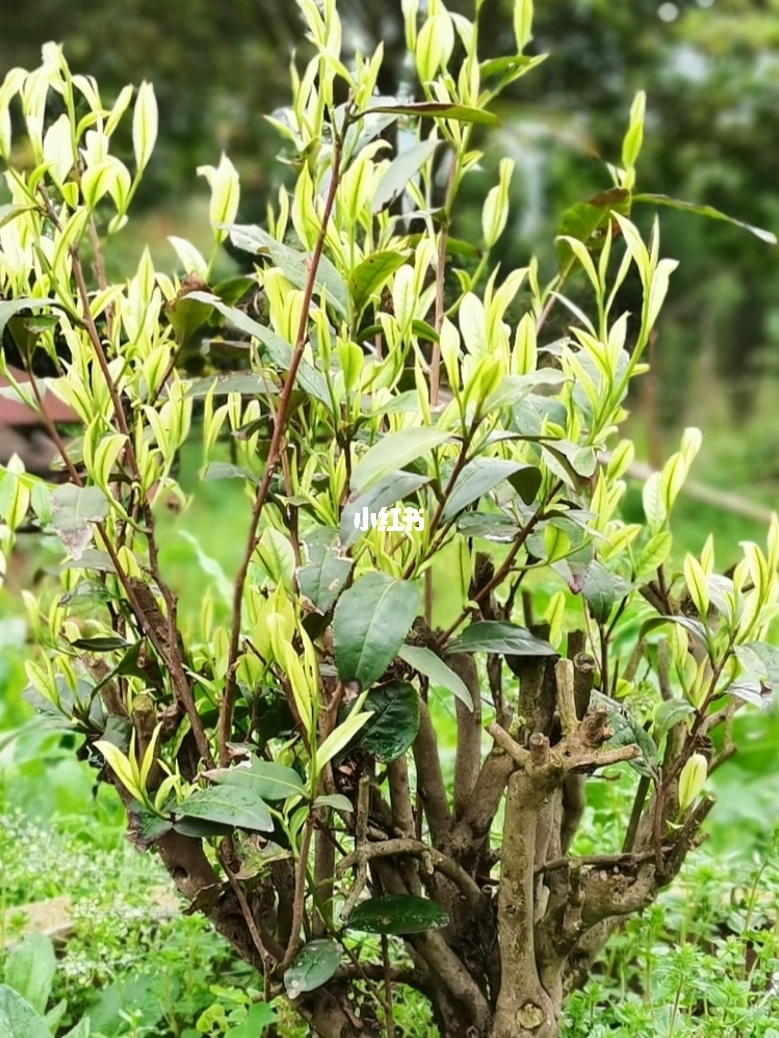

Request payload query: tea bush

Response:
[0,1,777,1036]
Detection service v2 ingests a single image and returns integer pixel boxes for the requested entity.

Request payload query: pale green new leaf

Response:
[398,644,472,710]
[372,140,439,213]
[351,428,453,493]
[94,739,143,801]
[132,81,158,173]
[316,710,373,773]
[513,0,534,52]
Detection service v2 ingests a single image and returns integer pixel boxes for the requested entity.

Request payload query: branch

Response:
[537,849,665,875]
[337,837,484,912]
[555,658,577,736]
[387,756,421,896]
[492,770,556,1035]
[335,962,430,995]
[449,652,482,819]
[340,776,371,922]
[409,930,492,1035]
[294,986,381,1038]
[218,127,345,765]
[281,815,315,970]
[446,745,514,862]
[486,722,529,767]
[580,865,658,927]
[218,843,278,980]
[39,192,214,767]
[413,701,451,846]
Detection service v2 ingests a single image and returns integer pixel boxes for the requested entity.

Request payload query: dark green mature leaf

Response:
[59,578,115,608]
[633,193,777,245]
[447,621,557,657]
[737,642,779,687]
[356,681,420,762]
[186,373,279,399]
[340,471,431,548]
[350,251,408,313]
[0,985,51,1038]
[166,294,212,345]
[366,101,498,127]
[175,785,274,832]
[344,895,449,935]
[0,204,36,231]
[442,458,528,521]
[513,393,568,437]
[640,615,709,648]
[284,940,342,1000]
[398,644,472,710]
[590,691,659,780]
[59,549,115,572]
[50,484,109,560]
[540,441,597,492]
[480,54,534,79]
[556,187,632,268]
[127,800,173,850]
[298,527,352,613]
[0,297,58,341]
[372,140,440,213]
[727,681,772,709]
[333,573,421,689]
[211,274,257,306]
[89,641,147,699]
[3,934,55,1015]
[455,511,519,542]
[507,466,544,505]
[206,759,305,801]
[224,1002,277,1036]
[351,427,453,493]
[69,636,131,652]
[223,224,349,315]
[204,462,259,484]
[172,817,234,839]
[628,722,660,780]
[581,562,633,624]
[186,292,331,404]
[654,699,695,739]
[101,714,133,752]
[482,371,568,416]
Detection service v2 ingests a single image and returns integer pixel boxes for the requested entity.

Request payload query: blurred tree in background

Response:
[2,0,777,447]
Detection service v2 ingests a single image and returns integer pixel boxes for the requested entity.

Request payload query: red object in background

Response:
[0,365,77,425]
[0,364,78,476]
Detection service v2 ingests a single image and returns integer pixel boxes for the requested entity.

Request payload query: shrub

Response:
[0,2,776,1036]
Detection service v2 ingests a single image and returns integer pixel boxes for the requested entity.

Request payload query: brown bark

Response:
[101,627,718,1038]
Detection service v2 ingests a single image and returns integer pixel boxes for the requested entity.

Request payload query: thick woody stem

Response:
[450,652,483,819]
[492,771,557,1038]
[413,701,451,846]
[387,756,421,895]
[555,658,577,736]
[337,837,484,911]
